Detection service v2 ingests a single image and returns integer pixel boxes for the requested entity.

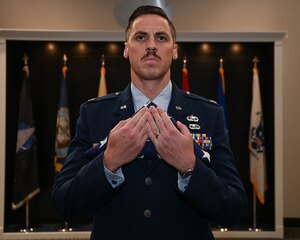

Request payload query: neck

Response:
[132,79,170,100]
[131,72,170,100]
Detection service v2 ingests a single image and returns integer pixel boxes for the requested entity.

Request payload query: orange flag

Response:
[98,56,107,97]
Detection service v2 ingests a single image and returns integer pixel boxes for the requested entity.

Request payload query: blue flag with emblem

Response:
[12,63,40,210]
[217,63,228,128]
[54,63,71,175]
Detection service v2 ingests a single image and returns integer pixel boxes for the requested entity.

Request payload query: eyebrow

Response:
[155,31,169,36]
[133,31,147,36]
[132,31,170,37]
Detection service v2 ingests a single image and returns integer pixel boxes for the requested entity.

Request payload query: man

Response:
[52,5,247,240]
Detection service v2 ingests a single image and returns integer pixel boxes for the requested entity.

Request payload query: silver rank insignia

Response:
[187,115,199,122]
[189,124,200,130]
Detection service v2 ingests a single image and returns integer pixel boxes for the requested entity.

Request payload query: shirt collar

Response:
[131,81,172,112]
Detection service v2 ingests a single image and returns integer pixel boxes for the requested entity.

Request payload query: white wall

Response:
[0,0,299,219]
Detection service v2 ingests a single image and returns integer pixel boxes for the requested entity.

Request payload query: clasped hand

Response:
[103,106,196,173]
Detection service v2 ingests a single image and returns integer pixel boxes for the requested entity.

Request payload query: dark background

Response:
[5,40,274,232]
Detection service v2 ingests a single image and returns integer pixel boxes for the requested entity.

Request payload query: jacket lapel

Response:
[110,84,135,128]
[168,83,190,123]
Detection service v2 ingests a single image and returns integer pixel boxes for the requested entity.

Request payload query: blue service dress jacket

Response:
[52,83,247,240]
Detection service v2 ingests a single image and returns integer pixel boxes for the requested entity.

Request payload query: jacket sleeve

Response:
[182,106,247,227]
[52,103,119,221]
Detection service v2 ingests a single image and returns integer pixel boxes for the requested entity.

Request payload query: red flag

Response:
[217,64,228,128]
[182,59,189,92]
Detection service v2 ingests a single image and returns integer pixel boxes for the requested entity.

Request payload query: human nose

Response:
[146,36,157,52]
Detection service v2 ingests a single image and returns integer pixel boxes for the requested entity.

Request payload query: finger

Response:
[139,126,150,145]
[136,116,148,136]
[145,110,160,135]
[176,120,191,136]
[146,122,157,143]
[156,107,174,130]
[110,119,130,134]
[134,113,148,131]
[129,107,148,127]
[149,106,166,132]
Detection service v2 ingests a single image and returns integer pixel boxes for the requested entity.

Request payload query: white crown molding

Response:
[0,29,287,42]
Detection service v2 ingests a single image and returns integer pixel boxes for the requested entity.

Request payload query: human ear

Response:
[123,42,129,58]
[172,44,178,60]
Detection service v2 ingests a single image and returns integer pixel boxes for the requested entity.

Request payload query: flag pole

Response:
[181,56,189,92]
[57,54,73,232]
[18,54,33,233]
[101,54,105,67]
[26,200,33,232]
[23,53,28,66]
[26,200,29,230]
[253,189,257,229]
[20,200,34,232]
[98,54,107,97]
[63,53,67,66]
[249,56,260,232]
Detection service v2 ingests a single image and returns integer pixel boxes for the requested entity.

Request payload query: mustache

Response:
[141,50,161,61]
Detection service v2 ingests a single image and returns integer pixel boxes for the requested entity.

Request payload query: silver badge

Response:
[187,115,199,122]
[189,124,201,130]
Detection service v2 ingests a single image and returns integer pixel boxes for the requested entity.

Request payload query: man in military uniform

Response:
[52,5,247,240]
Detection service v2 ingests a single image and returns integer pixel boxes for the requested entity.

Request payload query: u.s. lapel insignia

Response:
[192,133,213,150]
[120,104,127,110]
[189,124,200,130]
[175,105,182,110]
[187,115,199,122]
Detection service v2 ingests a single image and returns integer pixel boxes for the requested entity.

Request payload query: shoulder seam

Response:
[85,91,122,104]
[183,91,220,106]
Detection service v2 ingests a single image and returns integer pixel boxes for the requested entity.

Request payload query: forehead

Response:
[130,14,171,35]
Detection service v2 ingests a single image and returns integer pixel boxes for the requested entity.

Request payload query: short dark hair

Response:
[125,5,176,42]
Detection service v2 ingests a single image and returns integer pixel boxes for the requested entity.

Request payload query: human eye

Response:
[135,34,146,41]
[156,34,168,42]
